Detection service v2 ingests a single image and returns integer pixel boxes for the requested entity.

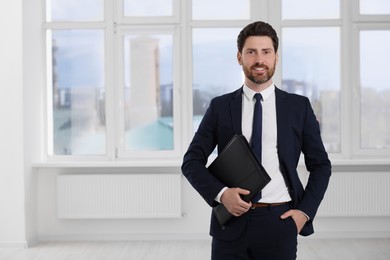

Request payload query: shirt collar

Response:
[242,83,275,101]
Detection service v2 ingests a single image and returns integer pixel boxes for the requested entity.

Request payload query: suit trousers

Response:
[211,203,298,260]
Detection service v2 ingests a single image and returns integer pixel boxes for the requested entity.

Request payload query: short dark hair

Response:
[237,21,279,53]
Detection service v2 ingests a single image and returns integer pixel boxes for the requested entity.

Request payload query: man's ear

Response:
[237,51,242,65]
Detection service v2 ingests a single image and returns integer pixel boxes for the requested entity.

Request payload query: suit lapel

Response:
[228,86,289,144]
[275,87,289,155]
[230,87,243,135]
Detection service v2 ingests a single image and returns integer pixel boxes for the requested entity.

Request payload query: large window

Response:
[357,0,390,154]
[43,0,390,162]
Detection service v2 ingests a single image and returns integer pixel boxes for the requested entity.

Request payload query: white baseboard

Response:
[303,231,390,239]
[3,232,389,247]
[26,237,40,248]
[37,231,390,242]
[0,241,28,249]
[38,233,211,242]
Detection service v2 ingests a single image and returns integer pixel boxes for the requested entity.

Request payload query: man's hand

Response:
[280,209,308,233]
[220,188,252,217]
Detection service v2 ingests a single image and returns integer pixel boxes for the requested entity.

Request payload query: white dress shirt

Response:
[215,84,291,203]
[242,84,291,203]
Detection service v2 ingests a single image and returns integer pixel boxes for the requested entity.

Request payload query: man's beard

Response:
[244,62,276,85]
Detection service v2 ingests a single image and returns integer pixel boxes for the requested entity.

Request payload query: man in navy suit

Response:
[182,21,331,260]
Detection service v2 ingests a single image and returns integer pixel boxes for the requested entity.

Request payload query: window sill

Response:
[33,160,182,169]
[329,159,390,172]
[32,158,390,169]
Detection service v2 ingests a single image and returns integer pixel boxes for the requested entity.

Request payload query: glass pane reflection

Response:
[282,0,339,20]
[360,0,390,15]
[192,0,250,20]
[360,30,390,149]
[192,28,242,132]
[282,27,341,153]
[124,0,173,17]
[123,34,174,151]
[47,0,104,21]
[50,30,106,155]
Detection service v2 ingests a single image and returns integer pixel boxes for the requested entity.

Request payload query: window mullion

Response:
[340,0,354,160]
[268,0,282,88]
[180,0,193,153]
[105,0,116,160]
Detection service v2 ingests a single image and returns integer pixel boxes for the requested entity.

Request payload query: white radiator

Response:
[57,174,182,219]
[317,172,390,217]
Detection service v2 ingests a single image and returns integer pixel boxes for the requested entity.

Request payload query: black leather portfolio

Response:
[208,135,271,226]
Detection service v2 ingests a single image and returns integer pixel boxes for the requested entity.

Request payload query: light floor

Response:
[0,238,389,260]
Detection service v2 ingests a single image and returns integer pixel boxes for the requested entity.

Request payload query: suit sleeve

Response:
[181,99,226,207]
[297,98,332,220]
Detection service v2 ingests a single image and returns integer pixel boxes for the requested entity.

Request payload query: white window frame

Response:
[115,0,180,25]
[351,23,390,158]
[349,1,390,158]
[40,0,390,165]
[43,15,112,162]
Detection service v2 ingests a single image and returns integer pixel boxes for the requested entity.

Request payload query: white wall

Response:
[0,0,27,248]
[1,0,389,248]
[22,0,44,246]
[34,166,390,242]
[36,168,212,241]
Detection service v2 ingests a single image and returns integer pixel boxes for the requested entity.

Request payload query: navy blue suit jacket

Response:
[182,87,331,241]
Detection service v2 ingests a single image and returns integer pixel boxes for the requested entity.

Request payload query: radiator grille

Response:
[317,172,390,217]
[57,174,182,219]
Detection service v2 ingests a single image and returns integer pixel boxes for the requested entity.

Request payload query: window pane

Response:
[123,34,173,151]
[282,0,339,20]
[124,0,173,17]
[192,0,249,20]
[282,27,340,153]
[192,28,242,131]
[360,31,390,149]
[49,30,106,155]
[46,0,103,22]
[360,0,390,15]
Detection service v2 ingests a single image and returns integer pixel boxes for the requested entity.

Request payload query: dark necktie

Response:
[251,93,263,162]
[251,93,263,202]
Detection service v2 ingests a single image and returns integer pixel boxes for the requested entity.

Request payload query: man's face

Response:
[237,36,278,88]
